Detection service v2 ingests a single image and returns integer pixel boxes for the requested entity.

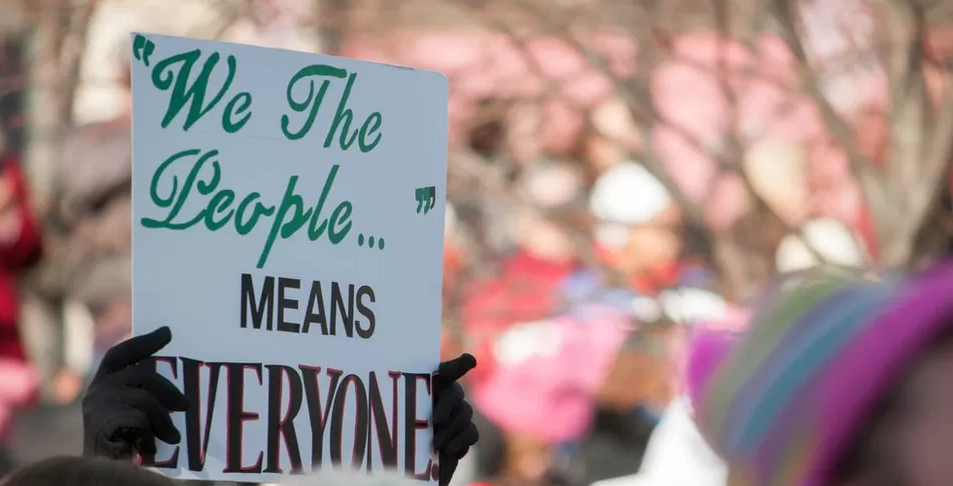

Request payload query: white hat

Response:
[660,288,729,326]
[590,162,671,225]
[775,217,866,273]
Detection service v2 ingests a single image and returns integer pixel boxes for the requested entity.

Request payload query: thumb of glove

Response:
[436,353,477,384]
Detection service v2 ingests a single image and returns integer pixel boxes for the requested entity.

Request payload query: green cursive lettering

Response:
[279,65,382,152]
[141,148,352,269]
[323,72,383,153]
[236,193,275,235]
[151,49,254,133]
[141,148,220,229]
[280,65,347,140]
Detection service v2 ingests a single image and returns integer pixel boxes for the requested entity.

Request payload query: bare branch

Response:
[771,0,886,210]
[457,0,843,284]
[54,0,97,122]
[501,0,711,223]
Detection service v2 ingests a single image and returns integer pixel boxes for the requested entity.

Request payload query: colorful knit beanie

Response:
[689,262,953,486]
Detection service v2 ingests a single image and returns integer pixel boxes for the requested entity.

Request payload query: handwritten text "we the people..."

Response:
[135,34,387,270]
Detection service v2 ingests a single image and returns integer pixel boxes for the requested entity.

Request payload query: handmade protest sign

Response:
[130,33,447,484]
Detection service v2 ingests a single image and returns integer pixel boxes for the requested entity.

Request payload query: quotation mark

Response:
[132,34,156,67]
[415,186,436,214]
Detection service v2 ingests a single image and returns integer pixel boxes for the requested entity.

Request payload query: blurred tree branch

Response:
[772,0,953,266]
[23,0,98,216]
[452,0,857,299]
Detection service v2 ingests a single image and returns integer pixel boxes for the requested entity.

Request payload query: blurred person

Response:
[461,248,577,388]
[554,271,685,483]
[0,135,44,475]
[0,35,25,155]
[54,43,134,396]
[577,324,671,485]
[81,327,479,486]
[459,157,586,390]
[3,454,476,486]
[467,409,507,486]
[690,263,953,486]
[1,455,177,486]
[588,313,750,486]
[588,162,684,295]
[588,398,726,486]
[1,456,432,486]
[472,306,630,486]
[570,274,744,485]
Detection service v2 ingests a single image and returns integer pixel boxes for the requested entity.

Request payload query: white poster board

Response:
[130,33,447,484]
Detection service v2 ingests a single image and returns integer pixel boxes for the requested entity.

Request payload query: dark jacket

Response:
[575,407,657,485]
[56,120,132,312]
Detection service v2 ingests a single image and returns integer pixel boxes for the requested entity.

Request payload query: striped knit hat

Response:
[690,262,953,486]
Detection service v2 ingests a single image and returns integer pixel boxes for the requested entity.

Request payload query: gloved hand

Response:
[82,326,189,459]
[432,353,479,486]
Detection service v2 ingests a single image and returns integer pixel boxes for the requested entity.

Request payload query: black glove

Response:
[82,326,189,459]
[433,353,479,486]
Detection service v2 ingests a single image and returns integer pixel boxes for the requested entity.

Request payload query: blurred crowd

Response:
[0,1,897,486]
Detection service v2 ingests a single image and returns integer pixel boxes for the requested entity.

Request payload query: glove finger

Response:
[432,382,464,425]
[436,354,477,383]
[438,457,459,486]
[443,423,478,459]
[126,367,189,412]
[105,411,158,458]
[434,400,473,450]
[125,388,182,445]
[89,411,149,460]
[130,426,158,457]
[98,327,172,376]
